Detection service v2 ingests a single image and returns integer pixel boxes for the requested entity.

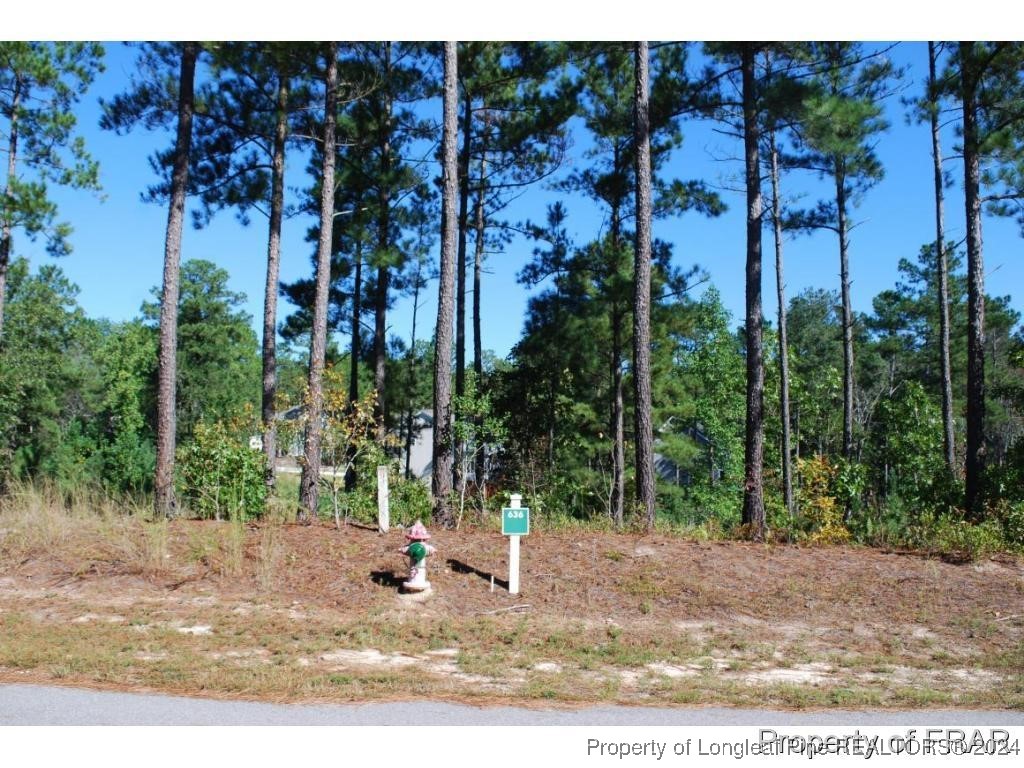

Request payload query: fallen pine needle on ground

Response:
[0,503,1021,709]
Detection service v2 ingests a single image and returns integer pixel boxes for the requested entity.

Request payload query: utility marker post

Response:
[377,465,390,533]
[502,494,529,595]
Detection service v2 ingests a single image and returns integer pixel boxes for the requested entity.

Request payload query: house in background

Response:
[400,409,433,481]
[257,408,717,489]
[255,405,436,482]
[653,419,722,487]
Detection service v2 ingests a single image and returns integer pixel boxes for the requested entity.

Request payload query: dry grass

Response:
[0,484,169,577]
[1,485,1022,709]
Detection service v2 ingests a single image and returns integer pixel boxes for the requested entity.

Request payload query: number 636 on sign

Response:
[501,507,529,535]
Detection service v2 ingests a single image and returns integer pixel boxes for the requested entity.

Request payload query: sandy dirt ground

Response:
[1,520,1021,708]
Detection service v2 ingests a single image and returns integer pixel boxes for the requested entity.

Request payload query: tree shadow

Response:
[447,558,508,591]
[343,520,379,532]
[370,570,404,590]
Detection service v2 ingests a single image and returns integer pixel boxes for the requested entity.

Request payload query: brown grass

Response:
[1,487,1022,709]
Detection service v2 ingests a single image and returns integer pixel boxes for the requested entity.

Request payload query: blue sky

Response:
[15,41,1024,361]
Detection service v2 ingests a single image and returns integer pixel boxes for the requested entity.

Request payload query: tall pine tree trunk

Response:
[433,41,459,528]
[769,133,794,517]
[299,42,339,523]
[262,71,288,499]
[0,86,20,343]
[836,163,855,462]
[344,239,362,493]
[611,302,625,527]
[350,240,362,406]
[740,44,765,540]
[960,41,986,520]
[405,256,423,480]
[930,41,956,474]
[453,92,472,494]
[472,145,487,493]
[374,42,393,444]
[794,404,801,463]
[154,42,198,518]
[633,40,655,531]
[609,140,625,529]
[608,191,625,528]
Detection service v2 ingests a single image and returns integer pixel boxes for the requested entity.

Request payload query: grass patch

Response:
[1,485,1020,708]
[620,572,667,599]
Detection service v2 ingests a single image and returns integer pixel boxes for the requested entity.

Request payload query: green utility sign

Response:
[501,507,530,536]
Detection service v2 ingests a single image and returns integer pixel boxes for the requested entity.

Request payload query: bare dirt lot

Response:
[1,516,1022,709]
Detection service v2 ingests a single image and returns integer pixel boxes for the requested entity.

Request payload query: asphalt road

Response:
[2,683,1023,725]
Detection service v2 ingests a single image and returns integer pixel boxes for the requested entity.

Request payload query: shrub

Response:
[100,431,156,495]
[996,500,1024,551]
[851,497,916,549]
[833,456,867,516]
[388,474,433,528]
[668,480,741,530]
[177,419,266,520]
[339,463,433,530]
[927,514,1005,562]
[796,454,851,545]
[988,437,1024,506]
[868,382,946,510]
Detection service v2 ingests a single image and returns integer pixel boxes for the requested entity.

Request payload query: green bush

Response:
[997,501,1024,550]
[675,481,742,529]
[851,497,916,548]
[177,420,266,520]
[38,422,105,495]
[322,457,432,530]
[388,474,432,528]
[851,499,1020,559]
[522,466,614,523]
[833,456,867,516]
[988,438,1024,506]
[796,454,851,544]
[100,431,156,495]
[868,382,947,510]
[928,514,1005,561]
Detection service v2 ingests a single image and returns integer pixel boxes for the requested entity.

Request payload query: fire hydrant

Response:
[400,520,436,592]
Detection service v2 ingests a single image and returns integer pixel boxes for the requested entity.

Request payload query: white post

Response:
[377,465,390,533]
[509,493,522,595]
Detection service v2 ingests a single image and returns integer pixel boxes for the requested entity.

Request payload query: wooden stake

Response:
[509,493,522,595]
[377,465,389,533]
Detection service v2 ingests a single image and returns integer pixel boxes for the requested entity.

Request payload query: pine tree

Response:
[700,42,825,536]
[0,42,103,343]
[166,42,315,499]
[567,42,720,526]
[633,40,655,530]
[702,43,792,539]
[433,42,459,527]
[299,42,340,523]
[353,43,433,443]
[102,42,201,517]
[450,42,576,496]
[280,44,433,451]
[953,41,1024,518]
[759,48,814,517]
[739,44,766,539]
[140,259,260,439]
[401,187,438,479]
[767,126,794,517]
[508,203,710,522]
[263,54,290,494]
[788,43,896,468]
[926,42,957,473]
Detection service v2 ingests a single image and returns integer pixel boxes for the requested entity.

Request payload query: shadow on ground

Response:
[370,570,403,589]
[447,558,508,591]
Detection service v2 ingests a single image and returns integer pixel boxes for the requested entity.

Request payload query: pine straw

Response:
[1,488,1022,709]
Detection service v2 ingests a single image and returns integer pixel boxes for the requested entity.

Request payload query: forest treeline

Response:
[1,42,1022,553]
